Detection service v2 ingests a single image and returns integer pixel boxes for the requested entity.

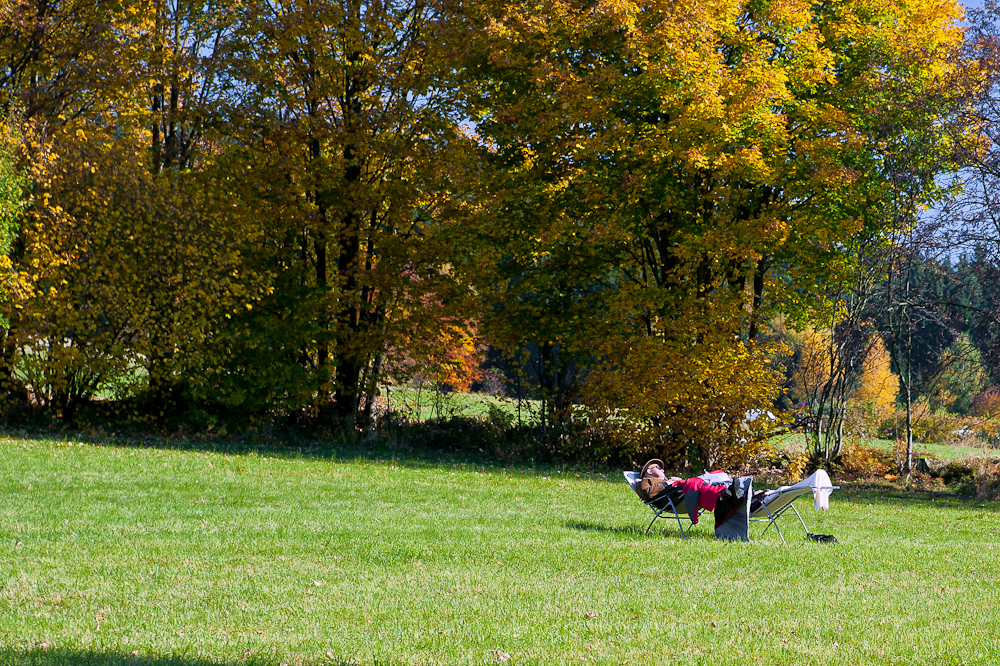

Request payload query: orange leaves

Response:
[416,320,485,394]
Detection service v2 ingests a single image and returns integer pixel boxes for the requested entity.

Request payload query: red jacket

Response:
[670,472,729,523]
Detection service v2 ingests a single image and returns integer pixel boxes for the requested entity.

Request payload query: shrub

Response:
[929,456,1000,499]
[486,403,515,431]
[911,412,967,444]
[939,460,977,487]
[970,387,1000,418]
[876,414,897,440]
[909,471,946,492]
[975,463,1000,501]
[977,419,1000,449]
[784,451,809,484]
[839,445,897,479]
[877,411,977,445]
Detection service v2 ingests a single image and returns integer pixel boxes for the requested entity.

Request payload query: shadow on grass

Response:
[0,648,363,666]
[833,484,996,512]
[0,427,614,482]
[4,428,998,511]
[566,519,831,544]
[564,519,715,540]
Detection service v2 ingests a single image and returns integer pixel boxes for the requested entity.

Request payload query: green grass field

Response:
[2,433,999,665]
[774,431,999,462]
[392,389,1000,462]
[384,388,538,425]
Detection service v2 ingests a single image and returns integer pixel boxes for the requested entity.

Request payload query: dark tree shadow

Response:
[832,485,996,512]
[564,519,716,540]
[3,428,999,511]
[0,648,369,666]
[0,427,630,483]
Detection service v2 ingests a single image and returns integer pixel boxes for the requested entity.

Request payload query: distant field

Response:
[388,390,999,463]
[385,387,538,424]
[774,432,1000,462]
[2,433,999,665]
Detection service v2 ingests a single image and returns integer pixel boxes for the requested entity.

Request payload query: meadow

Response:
[383,387,536,426]
[392,387,996,463]
[1,433,999,666]
[773,431,993,463]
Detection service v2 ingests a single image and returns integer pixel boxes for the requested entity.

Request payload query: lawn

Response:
[384,387,537,425]
[774,431,999,462]
[2,433,999,666]
[390,389,1000,463]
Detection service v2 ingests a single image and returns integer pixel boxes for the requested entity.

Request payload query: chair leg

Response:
[645,501,687,539]
[761,504,786,545]
[790,504,810,535]
[759,511,775,538]
[645,511,660,534]
[674,512,687,539]
[772,520,787,544]
[668,498,687,539]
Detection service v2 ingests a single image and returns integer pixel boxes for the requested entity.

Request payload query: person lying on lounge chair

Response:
[634,459,675,501]
[635,459,735,524]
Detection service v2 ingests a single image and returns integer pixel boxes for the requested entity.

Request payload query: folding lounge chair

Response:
[749,470,839,544]
[623,471,700,538]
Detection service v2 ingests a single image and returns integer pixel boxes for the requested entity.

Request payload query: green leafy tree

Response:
[227,0,475,426]
[0,104,26,268]
[930,333,989,414]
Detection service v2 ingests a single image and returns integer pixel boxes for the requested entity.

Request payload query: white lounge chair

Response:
[623,471,701,538]
[749,469,839,544]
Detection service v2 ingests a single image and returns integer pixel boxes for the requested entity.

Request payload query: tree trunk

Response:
[333,90,365,426]
[904,298,914,473]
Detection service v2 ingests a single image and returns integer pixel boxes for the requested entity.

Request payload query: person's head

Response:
[641,459,665,480]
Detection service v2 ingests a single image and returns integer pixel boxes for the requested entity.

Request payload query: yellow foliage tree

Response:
[225,0,477,425]
[855,336,899,425]
[461,0,966,461]
[1,0,479,426]
[792,326,833,410]
[12,119,271,417]
[583,329,784,469]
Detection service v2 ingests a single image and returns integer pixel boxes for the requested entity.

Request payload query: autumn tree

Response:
[0,0,978,445]
[223,0,476,426]
[792,326,831,410]
[145,0,237,174]
[0,103,26,295]
[0,0,257,416]
[0,0,145,414]
[0,0,144,120]
[6,119,271,419]
[461,0,965,464]
[0,101,29,420]
[789,230,906,462]
[855,335,898,431]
